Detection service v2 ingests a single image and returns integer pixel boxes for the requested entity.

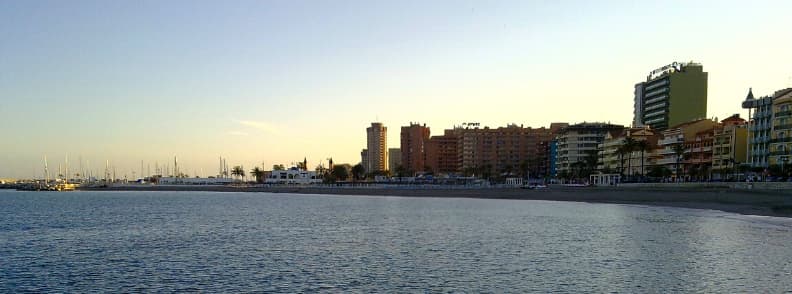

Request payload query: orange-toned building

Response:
[400,123,431,174]
[454,124,559,178]
[425,129,458,174]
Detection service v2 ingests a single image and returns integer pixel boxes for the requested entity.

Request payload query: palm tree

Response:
[584,150,599,175]
[351,163,365,182]
[635,140,650,179]
[672,143,686,181]
[622,137,637,179]
[231,165,244,181]
[331,165,349,181]
[616,145,627,176]
[519,160,530,179]
[250,167,265,183]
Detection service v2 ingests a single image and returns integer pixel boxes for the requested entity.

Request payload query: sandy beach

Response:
[81,184,792,218]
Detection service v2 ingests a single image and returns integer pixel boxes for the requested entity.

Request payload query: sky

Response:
[1,0,792,179]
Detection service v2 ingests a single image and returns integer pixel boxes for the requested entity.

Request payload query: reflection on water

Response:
[1,191,790,292]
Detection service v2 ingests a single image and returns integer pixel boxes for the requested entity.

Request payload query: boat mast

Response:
[44,155,49,184]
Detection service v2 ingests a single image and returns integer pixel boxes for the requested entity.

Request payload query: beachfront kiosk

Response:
[590,174,621,186]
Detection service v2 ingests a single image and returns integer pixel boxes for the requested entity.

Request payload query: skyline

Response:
[2,1,792,178]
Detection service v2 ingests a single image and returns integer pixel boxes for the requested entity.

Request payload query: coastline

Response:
[79,185,792,218]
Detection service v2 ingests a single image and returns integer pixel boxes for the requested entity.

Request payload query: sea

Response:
[1,190,791,292]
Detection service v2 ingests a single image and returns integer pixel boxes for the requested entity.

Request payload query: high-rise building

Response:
[456,123,559,178]
[400,123,431,174]
[425,129,459,175]
[360,149,369,173]
[634,62,708,130]
[388,148,401,173]
[556,122,625,176]
[366,122,388,173]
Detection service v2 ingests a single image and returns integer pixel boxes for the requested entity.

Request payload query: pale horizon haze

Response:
[2,0,792,178]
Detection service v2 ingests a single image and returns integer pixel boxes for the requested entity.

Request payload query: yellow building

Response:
[712,114,748,177]
[656,119,718,178]
[597,127,657,177]
[769,89,792,167]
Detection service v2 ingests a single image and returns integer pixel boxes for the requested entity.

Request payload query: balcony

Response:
[658,137,683,146]
[769,151,792,156]
[644,95,668,105]
[775,110,792,117]
[769,137,792,144]
[644,79,668,91]
[775,124,792,130]
[645,88,669,98]
[655,158,678,165]
[644,102,667,112]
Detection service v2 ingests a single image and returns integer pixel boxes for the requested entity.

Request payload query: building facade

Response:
[425,129,459,175]
[655,119,718,179]
[742,88,792,168]
[555,122,624,175]
[456,124,559,178]
[634,62,708,130]
[388,148,401,173]
[597,127,657,177]
[360,149,369,173]
[400,123,431,174]
[742,88,774,168]
[769,89,792,168]
[366,122,388,172]
[712,114,748,177]
[266,168,322,184]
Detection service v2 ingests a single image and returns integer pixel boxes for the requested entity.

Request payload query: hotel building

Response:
[634,62,708,130]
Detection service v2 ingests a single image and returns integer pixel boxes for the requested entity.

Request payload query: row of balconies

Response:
[749,121,780,131]
[751,136,770,144]
[644,79,669,91]
[643,95,669,106]
[775,110,792,117]
[644,88,669,99]
[774,123,792,130]
[644,102,667,112]
[658,137,683,146]
[754,110,772,118]
[769,151,792,156]
[769,137,792,143]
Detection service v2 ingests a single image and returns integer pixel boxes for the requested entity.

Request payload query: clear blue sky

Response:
[2,0,791,178]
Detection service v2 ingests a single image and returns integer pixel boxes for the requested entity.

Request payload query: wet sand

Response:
[82,185,792,218]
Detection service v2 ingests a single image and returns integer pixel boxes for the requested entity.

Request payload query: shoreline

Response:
[77,185,792,218]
